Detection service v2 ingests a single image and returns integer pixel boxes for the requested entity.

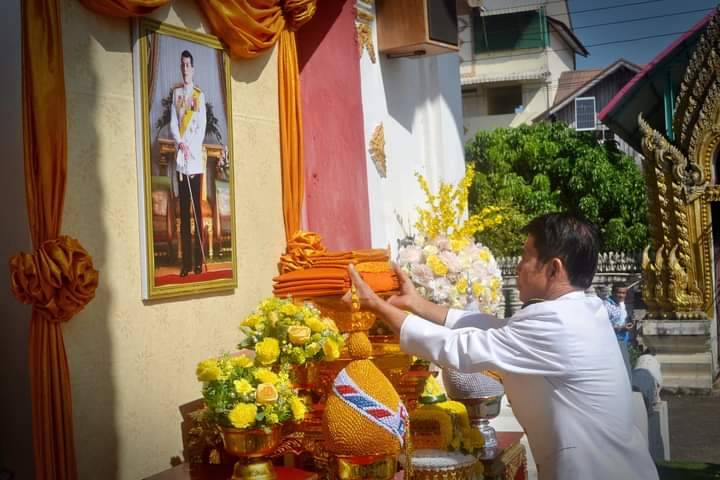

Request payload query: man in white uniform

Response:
[170,49,206,276]
[347,213,658,480]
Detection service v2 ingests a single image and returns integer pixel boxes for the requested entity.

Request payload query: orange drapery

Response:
[14,0,99,478]
[194,0,315,241]
[14,1,315,476]
[80,0,316,240]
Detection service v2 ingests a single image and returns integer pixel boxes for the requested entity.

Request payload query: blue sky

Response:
[570,0,718,69]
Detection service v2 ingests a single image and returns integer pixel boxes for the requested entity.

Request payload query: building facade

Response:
[458,0,587,139]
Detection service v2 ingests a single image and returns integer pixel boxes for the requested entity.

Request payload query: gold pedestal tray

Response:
[330,453,398,480]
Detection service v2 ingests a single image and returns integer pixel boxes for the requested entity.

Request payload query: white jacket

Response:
[400,290,658,480]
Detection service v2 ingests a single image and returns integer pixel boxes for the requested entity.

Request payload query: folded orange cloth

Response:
[273,267,347,283]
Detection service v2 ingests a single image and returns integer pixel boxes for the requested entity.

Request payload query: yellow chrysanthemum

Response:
[455,277,468,294]
[450,237,470,252]
[266,413,280,425]
[241,313,261,329]
[254,367,279,385]
[422,376,445,397]
[305,316,326,333]
[472,281,483,298]
[196,359,222,382]
[427,255,448,276]
[289,396,307,421]
[228,403,257,429]
[478,249,491,262]
[230,355,253,368]
[322,338,341,361]
[280,303,299,316]
[234,379,254,396]
[255,338,280,365]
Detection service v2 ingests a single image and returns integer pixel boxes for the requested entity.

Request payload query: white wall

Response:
[359,13,466,255]
[546,29,576,104]
[0,0,34,477]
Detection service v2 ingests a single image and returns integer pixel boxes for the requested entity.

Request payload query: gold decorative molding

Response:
[639,114,705,319]
[369,123,386,178]
[356,1,377,63]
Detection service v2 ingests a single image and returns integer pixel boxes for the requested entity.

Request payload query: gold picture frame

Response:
[133,19,237,300]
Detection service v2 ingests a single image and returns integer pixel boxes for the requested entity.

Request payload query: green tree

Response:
[466,122,647,256]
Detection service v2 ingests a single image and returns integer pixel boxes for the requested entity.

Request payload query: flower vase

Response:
[219,425,283,480]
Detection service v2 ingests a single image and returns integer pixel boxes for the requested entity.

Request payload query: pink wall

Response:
[297,0,371,251]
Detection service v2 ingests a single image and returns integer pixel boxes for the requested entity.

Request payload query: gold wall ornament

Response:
[356,1,377,63]
[369,123,387,178]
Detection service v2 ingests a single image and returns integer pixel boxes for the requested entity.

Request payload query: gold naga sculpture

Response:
[639,9,720,320]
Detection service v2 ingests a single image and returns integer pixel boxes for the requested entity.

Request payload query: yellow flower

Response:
[472,282,483,298]
[305,316,326,333]
[254,368,279,385]
[196,359,222,382]
[267,413,280,425]
[322,338,341,361]
[450,237,469,252]
[228,403,257,429]
[422,376,445,397]
[242,313,261,329]
[234,379,254,396]
[267,311,279,326]
[256,383,279,404]
[280,303,299,316]
[322,317,339,332]
[230,355,253,368]
[455,277,468,294]
[427,255,448,276]
[255,338,280,365]
[478,249,491,262]
[289,396,307,421]
[288,325,312,345]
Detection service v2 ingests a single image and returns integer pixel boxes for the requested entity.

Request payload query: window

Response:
[575,97,596,130]
[473,8,548,54]
[487,85,523,115]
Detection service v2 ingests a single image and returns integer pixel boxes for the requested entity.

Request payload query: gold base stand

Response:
[231,458,277,480]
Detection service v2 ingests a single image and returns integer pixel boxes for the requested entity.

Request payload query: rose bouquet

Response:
[196,354,307,430]
[397,166,504,313]
[238,297,344,367]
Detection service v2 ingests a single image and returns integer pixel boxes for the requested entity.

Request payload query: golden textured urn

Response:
[219,425,283,480]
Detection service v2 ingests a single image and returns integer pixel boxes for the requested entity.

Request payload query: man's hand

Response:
[343,264,408,335]
[179,142,190,161]
[343,264,383,314]
[387,263,421,312]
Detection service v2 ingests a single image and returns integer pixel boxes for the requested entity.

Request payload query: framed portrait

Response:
[132,19,237,300]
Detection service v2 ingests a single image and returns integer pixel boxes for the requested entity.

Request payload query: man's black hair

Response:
[521,212,599,289]
[181,50,194,67]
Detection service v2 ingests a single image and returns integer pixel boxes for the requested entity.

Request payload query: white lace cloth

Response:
[400,449,477,470]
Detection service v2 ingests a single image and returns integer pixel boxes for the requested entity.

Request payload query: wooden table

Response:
[478,432,527,480]
[143,463,318,480]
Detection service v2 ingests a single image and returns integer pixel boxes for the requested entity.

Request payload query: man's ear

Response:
[548,258,564,279]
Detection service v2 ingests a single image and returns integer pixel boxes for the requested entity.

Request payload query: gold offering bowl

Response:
[330,453,398,480]
[219,426,283,480]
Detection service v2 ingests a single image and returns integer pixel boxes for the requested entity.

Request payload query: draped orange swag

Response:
[10,1,100,479]
[12,0,315,477]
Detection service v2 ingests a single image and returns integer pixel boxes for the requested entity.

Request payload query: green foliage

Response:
[465,122,648,256]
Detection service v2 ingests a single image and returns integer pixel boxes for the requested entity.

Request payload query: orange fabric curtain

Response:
[16,1,99,478]
[195,0,316,241]
[78,0,170,17]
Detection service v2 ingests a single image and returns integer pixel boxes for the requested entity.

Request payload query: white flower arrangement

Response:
[396,167,504,314]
